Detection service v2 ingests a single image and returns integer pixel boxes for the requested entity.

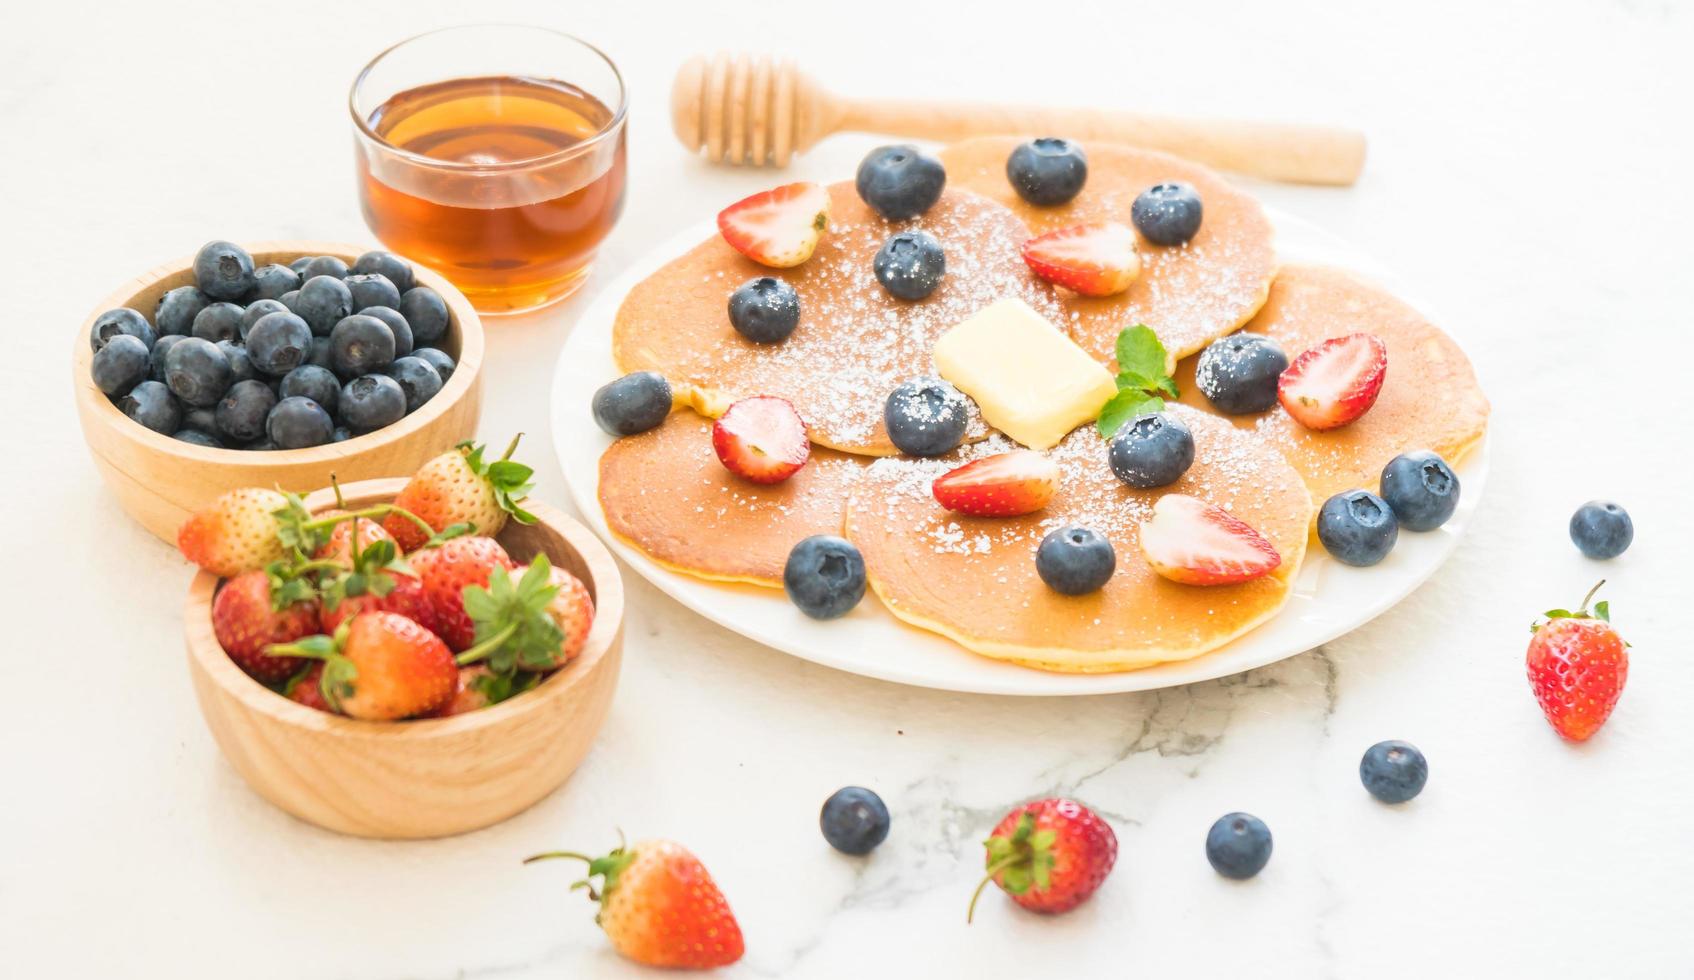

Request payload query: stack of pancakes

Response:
[600,136,1489,673]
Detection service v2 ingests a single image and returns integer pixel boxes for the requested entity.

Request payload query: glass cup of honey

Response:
[350,25,628,314]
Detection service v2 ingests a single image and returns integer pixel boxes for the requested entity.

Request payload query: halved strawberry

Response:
[932,450,1059,517]
[712,396,810,484]
[717,182,831,268]
[1277,333,1388,431]
[1139,494,1281,586]
[1020,222,1141,298]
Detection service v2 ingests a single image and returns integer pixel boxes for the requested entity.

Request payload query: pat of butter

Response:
[933,298,1117,450]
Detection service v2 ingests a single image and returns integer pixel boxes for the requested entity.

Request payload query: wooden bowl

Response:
[183,479,623,839]
[72,241,485,543]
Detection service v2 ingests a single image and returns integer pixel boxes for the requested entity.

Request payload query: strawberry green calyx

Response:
[967,812,1057,923]
[455,554,565,672]
[458,435,538,526]
[524,840,638,910]
[319,538,408,612]
[1097,324,1178,438]
[1533,580,1611,632]
[265,560,319,610]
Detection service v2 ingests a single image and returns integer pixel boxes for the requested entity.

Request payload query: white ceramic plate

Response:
[550,209,1488,695]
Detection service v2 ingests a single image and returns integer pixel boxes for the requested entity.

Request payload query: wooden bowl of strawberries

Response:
[180,442,622,839]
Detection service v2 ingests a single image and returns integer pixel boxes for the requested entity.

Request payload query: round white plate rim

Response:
[550,207,1489,695]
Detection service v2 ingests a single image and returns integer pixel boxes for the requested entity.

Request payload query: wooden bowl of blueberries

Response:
[73,240,484,542]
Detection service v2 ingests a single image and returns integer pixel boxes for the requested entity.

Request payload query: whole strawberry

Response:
[409,536,515,651]
[284,663,332,713]
[269,611,458,720]
[1528,581,1629,742]
[521,561,595,668]
[457,554,575,677]
[382,437,536,551]
[211,569,320,683]
[178,487,290,577]
[968,797,1117,922]
[314,509,398,566]
[526,839,744,969]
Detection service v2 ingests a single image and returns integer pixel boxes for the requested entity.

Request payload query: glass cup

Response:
[350,25,628,315]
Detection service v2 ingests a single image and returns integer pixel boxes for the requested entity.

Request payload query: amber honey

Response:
[356,75,627,313]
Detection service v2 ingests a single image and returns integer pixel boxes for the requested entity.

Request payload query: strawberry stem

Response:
[500,433,524,462]
[455,622,519,666]
[522,850,593,866]
[966,854,1023,924]
[1578,579,1606,616]
[330,476,346,510]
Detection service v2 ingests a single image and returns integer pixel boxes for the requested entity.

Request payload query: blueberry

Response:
[873,231,945,301]
[1569,500,1633,559]
[1359,740,1428,804]
[330,314,396,378]
[855,144,946,220]
[89,307,155,352]
[1132,182,1204,246]
[783,535,867,620]
[294,275,354,337]
[883,377,968,456]
[193,240,256,300]
[399,286,450,345]
[266,396,334,449]
[163,337,232,407]
[306,335,334,370]
[332,426,352,443]
[1006,138,1088,206]
[214,379,277,443]
[1318,490,1399,566]
[1206,813,1272,879]
[819,786,891,855]
[1109,412,1194,488]
[727,276,801,344]
[246,311,313,376]
[245,438,278,452]
[413,347,456,383]
[191,302,244,343]
[352,250,415,292]
[288,256,314,278]
[119,381,182,434]
[279,365,340,417]
[339,374,407,432]
[1379,451,1460,532]
[591,371,672,436]
[180,406,218,435]
[1195,333,1288,414]
[91,334,150,396]
[249,263,300,301]
[149,334,186,383]
[172,428,224,448]
[345,273,402,312]
[155,286,209,336]
[385,356,443,412]
[278,289,302,315]
[297,255,349,281]
[240,299,289,340]
[216,340,255,386]
[359,306,414,357]
[1036,525,1116,595]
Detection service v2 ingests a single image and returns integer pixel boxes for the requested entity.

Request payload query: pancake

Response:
[612,183,1068,456]
[845,405,1312,673]
[597,411,867,586]
[1174,264,1490,510]
[941,137,1279,370]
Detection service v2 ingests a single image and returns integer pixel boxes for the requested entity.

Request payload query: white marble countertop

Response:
[6,0,1690,976]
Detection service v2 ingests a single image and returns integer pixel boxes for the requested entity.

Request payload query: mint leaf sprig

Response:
[1096,324,1179,438]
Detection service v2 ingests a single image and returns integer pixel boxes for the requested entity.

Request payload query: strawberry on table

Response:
[1527,581,1629,742]
[1020,222,1141,297]
[968,797,1117,921]
[382,437,536,552]
[211,568,320,683]
[712,395,810,484]
[1277,332,1388,430]
[717,181,831,268]
[409,535,515,651]
[268,611,458,721]
[178,487,291,577]
[1139,493,1282,586]
[526,838,744,970]
[931,450,1060,517]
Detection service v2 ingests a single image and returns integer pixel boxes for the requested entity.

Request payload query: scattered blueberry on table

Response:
[1206,812,1272,879]
[1569,500,1632,559]
[88,240,455,449]
[1359,740,1429,804]
[820,786,891,855]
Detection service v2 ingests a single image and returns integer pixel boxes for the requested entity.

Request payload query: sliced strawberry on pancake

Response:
[931,450,1059,517]
[1019,222,1141,297]
[712,396,811,484]
[1277,332,1388,431]
[717,181,831,268]
[1139,493,1281,586]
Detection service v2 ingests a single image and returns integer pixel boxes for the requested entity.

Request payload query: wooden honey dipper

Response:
[672,53,1366,186]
